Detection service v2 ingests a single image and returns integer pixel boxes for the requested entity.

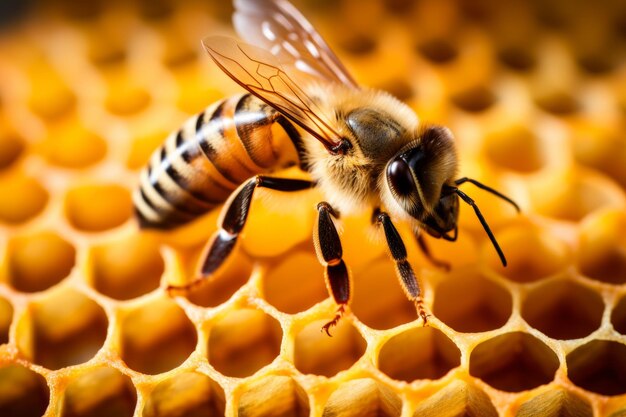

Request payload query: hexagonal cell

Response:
[571,124,626,189]
[577,209,626,284]
[0,124,25,170]
[416,38,459,64]
[485,226,569,283]
[433,269,512,333]
[469,332,559,392]
[529,169,625,223]
[0,174,48,224]
[40,124,107,169]
[0,297,12,344]
[23,289,108,370]
[294,319,366,377]
[7,230,76,293]
[104,77,152,116]
[0,365,49,417]
[450,85,496,113]
[412,380,497,417]
[612,295,626,335]
[534,91,579,115]
[322,378,401,417]
[263,251,327,314]
[238,375,309,417]
[89,234,163,300]
[351,258,416,330]
[143,372,225,417]
[65,183,133,232]
[27,65,76,120]
[522,280,604,340]
[514,389,592,417]
[378,327,460,382]
[497,45,537,71]
[183,245,254,308]
[483,125,546,174]
[61,367,136,417]
[120,297,196,375]
[208,309,282,378]
[566,340,626,396]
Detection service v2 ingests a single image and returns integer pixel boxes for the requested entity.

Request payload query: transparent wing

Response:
[233,0,358,88]
[202,36,343,150]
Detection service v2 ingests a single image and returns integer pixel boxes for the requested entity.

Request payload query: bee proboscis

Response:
[134,0,519,334]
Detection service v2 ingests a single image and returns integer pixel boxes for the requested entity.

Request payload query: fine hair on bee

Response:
[133,0,520,335]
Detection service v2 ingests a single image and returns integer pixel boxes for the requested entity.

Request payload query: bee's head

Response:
[385,125,459,239]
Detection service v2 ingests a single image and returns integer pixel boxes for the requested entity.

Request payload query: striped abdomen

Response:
[134,93,303,229]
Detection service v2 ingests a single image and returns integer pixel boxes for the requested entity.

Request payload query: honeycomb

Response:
[1,0,626,415]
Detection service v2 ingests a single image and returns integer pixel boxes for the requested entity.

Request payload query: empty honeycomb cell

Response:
[378,327,461,382]
[483,125,546,173]
[0,174,48,224]
[143,371,225,417]
[64,183,133,232]
[337,33,378,56]
[411,380,497,417]
[322,378,401,417]
[120,297,196,374]
[351,258,416,330]
[497,45,537,71]
[242,187,318,258]
[377,78,414,101]
[6,230,76,293]
[262,250,327,314]
[450,85,497,113]
[27,66,77,120]
[0,297,11,344]
[238,375,309,417]
[534,90,579,115]
[469,332,559,392]
[529,168,626,222]
[61,367,136,417]
[485,225,569,283]
[104,79,152,116]
[433,268,512,333]
[514,389,592,417]
[0,124,25,170]
[40,124,107,169]
[566,340,626,396]
[0,364,49,417]
[521,279,604,340]
[26,288,108,370]
[294,320,366,377]
[612,295,626,335]
[577,208,626,284]
[571,125,626,189]
[416,38,459,64]
[89,234,164,300]
[208,308,282,378]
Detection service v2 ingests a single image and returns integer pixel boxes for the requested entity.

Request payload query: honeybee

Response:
[134,0,519,334]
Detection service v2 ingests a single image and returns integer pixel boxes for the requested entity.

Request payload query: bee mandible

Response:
[134,0,520,334]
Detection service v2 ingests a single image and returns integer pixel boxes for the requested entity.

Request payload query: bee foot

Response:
[321,305,345,337]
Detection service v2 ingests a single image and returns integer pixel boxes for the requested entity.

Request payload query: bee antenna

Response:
[455,177,520,213]
[454,188,508,267]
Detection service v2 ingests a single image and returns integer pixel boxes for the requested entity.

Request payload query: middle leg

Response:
[373,208,429,324]
[314,202,351,336]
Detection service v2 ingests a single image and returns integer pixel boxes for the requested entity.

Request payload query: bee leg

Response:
[315,202,351,336]
[415,232,451,271]
[374,209,429,325]
[167,176,314,294]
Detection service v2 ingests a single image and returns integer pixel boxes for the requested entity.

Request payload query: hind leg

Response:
[167,175,314,293]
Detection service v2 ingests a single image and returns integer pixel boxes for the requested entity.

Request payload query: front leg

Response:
[373,208,429,324]
[167,175,314,293]
[314,202,351,336]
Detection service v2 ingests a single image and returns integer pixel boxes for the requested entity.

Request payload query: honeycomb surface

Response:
[1,0,626,416]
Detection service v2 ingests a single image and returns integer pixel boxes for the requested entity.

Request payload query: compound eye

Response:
[387,158,415,196]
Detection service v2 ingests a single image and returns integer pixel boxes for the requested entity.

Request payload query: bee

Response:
[134,0,519,334]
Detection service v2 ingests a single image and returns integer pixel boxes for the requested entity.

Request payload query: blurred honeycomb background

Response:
[0,0,626,415]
